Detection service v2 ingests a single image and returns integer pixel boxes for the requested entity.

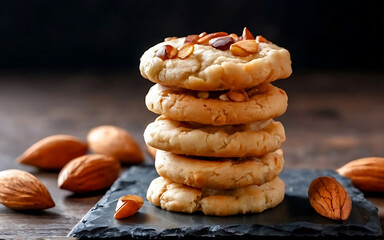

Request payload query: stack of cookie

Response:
[140,28,292,216]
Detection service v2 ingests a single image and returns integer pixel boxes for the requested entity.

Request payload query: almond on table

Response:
[17,134,88,170]
[58,154,120,193]
[308,176,352,221]
[87,125,144,165]
[337,157,384,192]
[0,169,55,210]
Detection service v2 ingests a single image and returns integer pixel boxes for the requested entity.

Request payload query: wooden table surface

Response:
[0,70,383,238]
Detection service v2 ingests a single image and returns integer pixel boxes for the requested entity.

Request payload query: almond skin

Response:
[308,176,352,221]
[58,154,120,193]
[114,195,144,219]
[87,125,143,164]
[0,169,55,210]
[337,157,384,192]
[17,135,88,170]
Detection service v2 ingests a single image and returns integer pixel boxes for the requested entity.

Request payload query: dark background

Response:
[0,0,383,72]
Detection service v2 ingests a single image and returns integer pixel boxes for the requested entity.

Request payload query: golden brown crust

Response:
[155,149,284,189]
[146,176,285,216]
[144,116,285,157]
[145,83,288,125]
[140,38,292,91]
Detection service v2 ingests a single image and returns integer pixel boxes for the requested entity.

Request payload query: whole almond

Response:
[58,154,120,193]
[87,125,143,164]
[308,176,352,221]
[337,157,384,192]
[17,135,88,170]
[197,32,228,45]
[0,169,55,210]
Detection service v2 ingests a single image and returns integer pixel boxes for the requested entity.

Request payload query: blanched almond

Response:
[17,135,88,170]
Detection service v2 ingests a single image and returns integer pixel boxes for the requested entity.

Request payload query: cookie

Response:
[144,116,285,157]
[154,149,284,189]
[145,83,288,125]
[147,176,285,216]
[139,36,292,91]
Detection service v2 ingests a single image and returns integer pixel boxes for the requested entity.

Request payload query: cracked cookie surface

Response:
[154,149,284,189]
[144,116,285,157]
[147,175,285,216]
[145,83,288,125]
[140,37,292,91]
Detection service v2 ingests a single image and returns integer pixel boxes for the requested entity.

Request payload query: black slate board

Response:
[69,165,381,238]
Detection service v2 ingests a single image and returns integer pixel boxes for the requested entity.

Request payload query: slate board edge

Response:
[68,166,382,238]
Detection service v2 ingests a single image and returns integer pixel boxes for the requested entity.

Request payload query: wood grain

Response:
[0,71,383,237]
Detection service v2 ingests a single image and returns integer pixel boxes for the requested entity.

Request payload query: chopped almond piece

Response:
[114,195,144,219]
[242,27,254,40]
[177,43,194,59]
[230,40,259,57]
[164,36,177,42]
[256,35,270,43]
[197,32,228,45]
[227,90,248,102]
[184,35,200,44]
[156,45,178,60]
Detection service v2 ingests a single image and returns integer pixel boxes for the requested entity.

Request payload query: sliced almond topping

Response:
[209,36,235,50]
[177,43,194,59]
[230,40,259,57]
[184,35,200,44]
[197,91,209,99]
[164,36,177,42]
[256,35,270,43]
[227,90,248,102]
[197,32,228,45]
[242,27,254,40]
[114,195,144,219]
[199,32,207,38]
[156,45,178,60]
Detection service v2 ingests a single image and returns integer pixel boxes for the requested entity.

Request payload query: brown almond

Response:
[184,35,200,44]
[87,125,143,164]
[242,27,254,40]
[198,32,207,38]
[114,195,144,219]
[177,43,194,59]
[209,36,235,50]
[0,169,55,210]
[197,32,228,45]
[256,35,270,43]
[156,45,178,60]
[337,157,384,192]
[17,135,88,170]
[230,40,259,57]
[308,176,352,221]
[58,154,120,193]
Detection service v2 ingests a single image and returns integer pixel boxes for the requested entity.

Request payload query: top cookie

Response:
[139,28,292,91]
